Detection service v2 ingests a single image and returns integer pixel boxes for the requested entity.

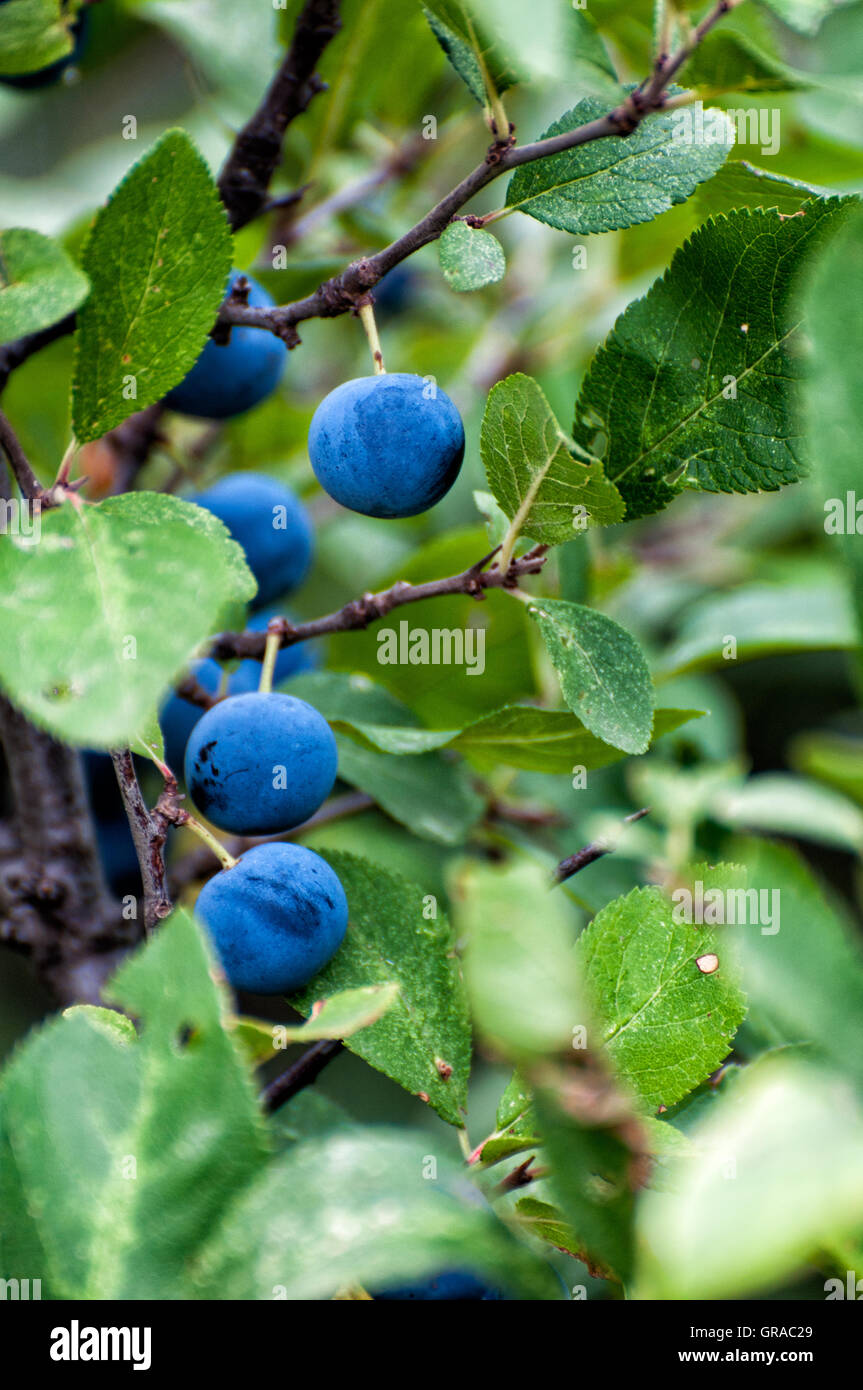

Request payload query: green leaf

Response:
[291,852,471,1127]
[480,373,624,546]
[573,202,854,519]
[422,6,489,104]
[685,7,813,95]
[129,708,166,764]
[527,599,654,755]
[438,220,505,292]
[759,0,840,35]
[717,774,863,852]
[478,1070,539,1164]
[505,96,734,235]
[61,1004,137,1046]
[696,160,835,220]
[190,1127,558,1299]
[456,859,583,1059]
[515,1196,586,1261]
[335,734,484,846]
[0,492,255,747]
[294,674,697,773]
[420,0,519,95]
[339,703,699,772]
[729,837,863,1089]
[473,487,511,547]
[636,1056,863,1299]
[661,579,856,674]
[793,730,863,809]
[0,228,89,344]
[578,878,747,1109]
[280,984,400,1045]
[72,129,232,443]
[802,202,863,641]
[232,985,400,1062]
[0,0,78,76]
[0,910,269,1298]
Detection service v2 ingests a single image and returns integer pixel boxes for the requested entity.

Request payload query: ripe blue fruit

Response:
[192,472,313,607]
[159,658,223,775]
[185,691,337,835]
[165,272,287,419]
[195,842,348,994]
[308,373,465,518]
[373,1271,504,1300]
[226,608,318,695]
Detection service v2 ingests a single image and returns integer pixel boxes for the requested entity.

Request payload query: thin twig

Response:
[210,545,547,661]
[0,0,744,379]
[553,808,650,886]
[217,0,344,230]
[220,0,746,343]
[263,1039,344,1113]
[0,313,76,398]
[0,409,44,502]
[110,750,173,933]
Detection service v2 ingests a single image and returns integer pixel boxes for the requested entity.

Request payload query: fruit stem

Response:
[183,815,239,871]
[259,623,282,694]
[358,301,386,375]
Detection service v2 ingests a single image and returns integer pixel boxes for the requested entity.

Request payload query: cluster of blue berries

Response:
[153,269,465,998]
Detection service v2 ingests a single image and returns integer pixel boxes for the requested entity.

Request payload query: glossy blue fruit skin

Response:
[0,8,88,88]
[308,373,465,518]
[227,608,318,695]
[192,472,313,607]
[195,841,348,994]
[159,658,223,776]
[373,1271,504,1301]
[185,690,337,835]
[165,272,287,420]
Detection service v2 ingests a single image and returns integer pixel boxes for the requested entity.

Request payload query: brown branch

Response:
[262,1038,344,1113]
[110,750,173,933]
[0,409,45,502]
[495,1157,548,1195]
[210,545,548,661]
[0,0,742,383]
[0,695,137,1004]
[553,808,650,886]
[217,0,344,230]
[220,0,745,342]
[0,313,76,398]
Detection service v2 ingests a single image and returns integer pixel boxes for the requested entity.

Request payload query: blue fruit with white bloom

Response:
[195,841,348,994]
[165,271,287,420]
[308,373,465,518]
[192,472,313,607]
[185,691,337,835]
